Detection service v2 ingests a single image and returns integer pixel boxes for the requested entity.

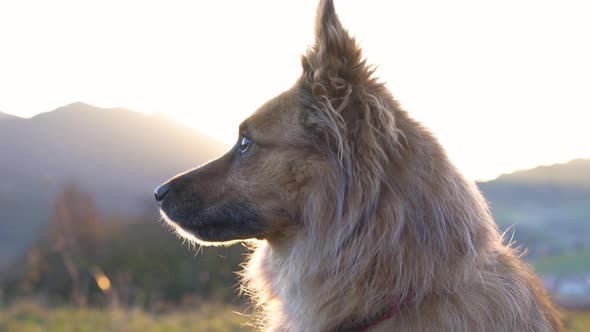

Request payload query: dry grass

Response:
[1,300,588,331]
[564,310,590,332]
[0,301,253,332]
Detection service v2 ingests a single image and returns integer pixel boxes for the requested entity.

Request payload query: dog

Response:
[155,1,563,330]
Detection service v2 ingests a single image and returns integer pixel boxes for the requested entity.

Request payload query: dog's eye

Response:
[239,136,252,153]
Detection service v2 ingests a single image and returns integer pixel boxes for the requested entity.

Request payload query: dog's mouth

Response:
[159,201,267,243]
[160,214,237,243]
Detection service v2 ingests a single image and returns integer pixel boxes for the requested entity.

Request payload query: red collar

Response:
[333,301,404,332]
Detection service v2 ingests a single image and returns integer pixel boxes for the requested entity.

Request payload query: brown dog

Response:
[155,1,563,330]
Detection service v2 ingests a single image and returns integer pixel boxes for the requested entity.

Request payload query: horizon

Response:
[1,0,589,180]
[2,100,587,183]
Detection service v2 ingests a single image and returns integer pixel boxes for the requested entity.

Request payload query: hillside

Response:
[0,111,21,121]
[494,159,590,188]
[479,159,590,265]
[0,102,227,268]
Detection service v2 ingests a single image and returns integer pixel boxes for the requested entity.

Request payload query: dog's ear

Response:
[301,1,390,173]
[302,0,372,96]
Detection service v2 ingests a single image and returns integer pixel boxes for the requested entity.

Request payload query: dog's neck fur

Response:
[240,1,560,331]
[243,102,503,331]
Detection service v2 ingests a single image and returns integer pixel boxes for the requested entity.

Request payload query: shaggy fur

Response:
[156,1,563,331]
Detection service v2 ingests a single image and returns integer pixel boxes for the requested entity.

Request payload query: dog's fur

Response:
[156,1,563,330]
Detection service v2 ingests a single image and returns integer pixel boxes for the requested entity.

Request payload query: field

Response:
[0,302,254,332]
[532,250,590,275]
[566,310,590,332]
[0,301,588,331]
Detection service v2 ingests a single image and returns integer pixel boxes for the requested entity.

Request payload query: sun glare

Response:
[1,0,589,180]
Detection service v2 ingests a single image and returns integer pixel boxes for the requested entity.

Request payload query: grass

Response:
[1,301,588,331]
[0,301,254,332]
[565,310,590,332]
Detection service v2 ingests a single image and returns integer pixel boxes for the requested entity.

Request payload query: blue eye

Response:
[239,136,251,153]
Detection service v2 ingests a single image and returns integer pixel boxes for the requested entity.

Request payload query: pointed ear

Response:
[315,0,346,53]
[302,0,372,97]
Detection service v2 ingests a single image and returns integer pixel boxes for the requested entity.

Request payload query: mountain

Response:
[492,159,590,188]
[0,111,21,121]
[479,159,590,267]
[0,102,227,268]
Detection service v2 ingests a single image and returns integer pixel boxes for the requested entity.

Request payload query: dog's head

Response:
[156,0,403,244]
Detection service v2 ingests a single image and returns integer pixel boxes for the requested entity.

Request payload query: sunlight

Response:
[1,2,589,328]
[1,0,589,180]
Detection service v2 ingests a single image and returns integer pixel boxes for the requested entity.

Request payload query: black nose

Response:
[154,183,170,204]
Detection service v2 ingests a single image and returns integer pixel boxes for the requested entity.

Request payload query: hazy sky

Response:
[1,0,589,180]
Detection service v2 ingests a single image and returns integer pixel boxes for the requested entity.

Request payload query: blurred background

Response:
[1,0,589,331]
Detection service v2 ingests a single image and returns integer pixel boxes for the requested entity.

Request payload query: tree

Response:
[29,182,104,305]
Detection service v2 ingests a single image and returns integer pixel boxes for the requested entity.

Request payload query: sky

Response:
[1,0,589,181]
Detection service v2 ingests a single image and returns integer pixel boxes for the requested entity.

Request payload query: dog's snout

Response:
[154,183,170,204]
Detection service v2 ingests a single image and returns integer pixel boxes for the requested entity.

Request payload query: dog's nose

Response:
[154,183,170,204]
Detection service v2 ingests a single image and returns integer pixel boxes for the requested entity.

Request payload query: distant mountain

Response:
[0,111,21,121]
[479,159,590,268]
[493,159,590,188]
[0,102,227,268]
